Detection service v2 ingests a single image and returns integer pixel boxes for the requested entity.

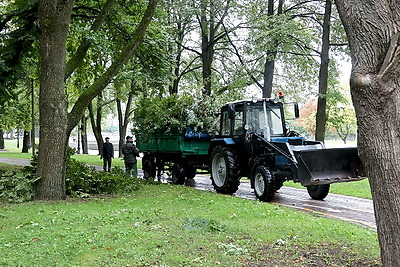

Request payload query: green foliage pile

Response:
[132,94,221,139]
[0,170,39,203]
[0,148,144,203]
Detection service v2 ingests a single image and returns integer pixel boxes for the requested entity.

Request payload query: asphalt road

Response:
[0,157,376,230]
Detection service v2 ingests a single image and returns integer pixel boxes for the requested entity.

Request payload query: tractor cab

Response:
[218,97,298,141]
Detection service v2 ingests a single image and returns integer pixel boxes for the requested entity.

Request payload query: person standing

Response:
[101,137,114,172]
[122,136,140,176]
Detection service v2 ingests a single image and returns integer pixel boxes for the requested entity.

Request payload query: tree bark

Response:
[88,100,103,155]
[80,116,88,154]
[116,86,133,157]
[22,131,30,153]
[335,1,400,265]
[35,0,74,200]
[262,0,284,98]
[0,129,4,149]
[315,0,331,142]
[199,0,230,96]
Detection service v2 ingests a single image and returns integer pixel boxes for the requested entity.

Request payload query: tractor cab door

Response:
[220,103,244,139]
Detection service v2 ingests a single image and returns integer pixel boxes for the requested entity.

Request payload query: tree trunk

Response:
[35,0,74,200]
[262,0,284,98]
[80,116,88,154]
[315,0,331,142]
[88,100,103,155]
[22,131,30,153]
[335,1,400,265]
[0,129,4,149]
[200,0,214,96]
[117,87,133,157]
[263,56,275,98]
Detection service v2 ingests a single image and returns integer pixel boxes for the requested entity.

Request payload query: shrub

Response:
[0,170,39,203]
[0,147,144,202]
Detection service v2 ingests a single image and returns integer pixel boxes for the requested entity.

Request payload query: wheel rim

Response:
[254,172,265,196]
[212,153,226,187]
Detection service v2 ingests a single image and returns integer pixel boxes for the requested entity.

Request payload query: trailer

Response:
[137,128,211,184]
[137,95,366,201]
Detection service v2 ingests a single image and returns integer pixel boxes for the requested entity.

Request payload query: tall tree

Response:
[314,0,332,141]
[35,0,159,200]
[262,0,283,98]
[335,1,400,265]
[196,0,232,96]
[35,0,74,200]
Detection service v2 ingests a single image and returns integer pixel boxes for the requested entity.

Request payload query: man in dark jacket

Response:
[101,137,114,172]
[122,136,140,176]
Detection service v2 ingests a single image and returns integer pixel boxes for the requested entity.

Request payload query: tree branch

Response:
[65,0,115,80]
[67,0,159,134]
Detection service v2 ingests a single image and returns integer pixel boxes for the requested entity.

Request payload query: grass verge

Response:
[0,184,380,266]
[285,179,372,199]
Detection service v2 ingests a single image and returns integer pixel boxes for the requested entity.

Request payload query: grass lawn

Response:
[0,184,380,266]
[285,179,372,199]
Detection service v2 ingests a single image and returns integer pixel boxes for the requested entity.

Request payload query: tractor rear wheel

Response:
[253,165,276,202]
[210,146,240,194]
[307,184,330,200]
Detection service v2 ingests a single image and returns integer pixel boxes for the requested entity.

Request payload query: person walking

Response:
[101,137,114,172]
[122,136,140,176]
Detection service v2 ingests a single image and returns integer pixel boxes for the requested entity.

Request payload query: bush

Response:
[66,160,142,196]
[1,147,144,202]
[0,170,39,203]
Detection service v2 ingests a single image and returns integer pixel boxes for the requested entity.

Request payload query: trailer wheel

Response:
[172,163,186,185]
[307,184,330,200]
[185,166,196,179]
[253,165,276,202]
[210,146,240,194]
[142,155,156,179]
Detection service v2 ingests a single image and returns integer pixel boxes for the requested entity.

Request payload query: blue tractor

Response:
[209,95,365,201]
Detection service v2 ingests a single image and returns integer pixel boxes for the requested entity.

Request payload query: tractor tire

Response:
[172,163,186,185]
[253,165,276,202]
[142,155,156,180]
[307,184,330,200]
[210,146,240,194]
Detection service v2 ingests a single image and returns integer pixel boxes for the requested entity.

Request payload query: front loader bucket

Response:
[293,147,366,186]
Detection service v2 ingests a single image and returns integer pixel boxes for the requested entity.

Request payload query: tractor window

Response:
[233,108,244,136]
[221,111,231,136]
[269,106,284,135]
[246,104,284,136]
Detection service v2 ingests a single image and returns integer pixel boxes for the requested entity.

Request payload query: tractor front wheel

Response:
[307,184,330,200]
[210,146,240,194]
[253,165,276,202]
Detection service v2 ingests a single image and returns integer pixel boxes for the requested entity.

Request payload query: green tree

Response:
[335,1,400,265]
[35,0,159,200]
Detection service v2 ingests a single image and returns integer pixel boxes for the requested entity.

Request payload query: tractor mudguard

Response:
[293,147,366,186]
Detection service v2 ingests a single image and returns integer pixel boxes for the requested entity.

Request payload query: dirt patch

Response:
[242,243,381,266]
